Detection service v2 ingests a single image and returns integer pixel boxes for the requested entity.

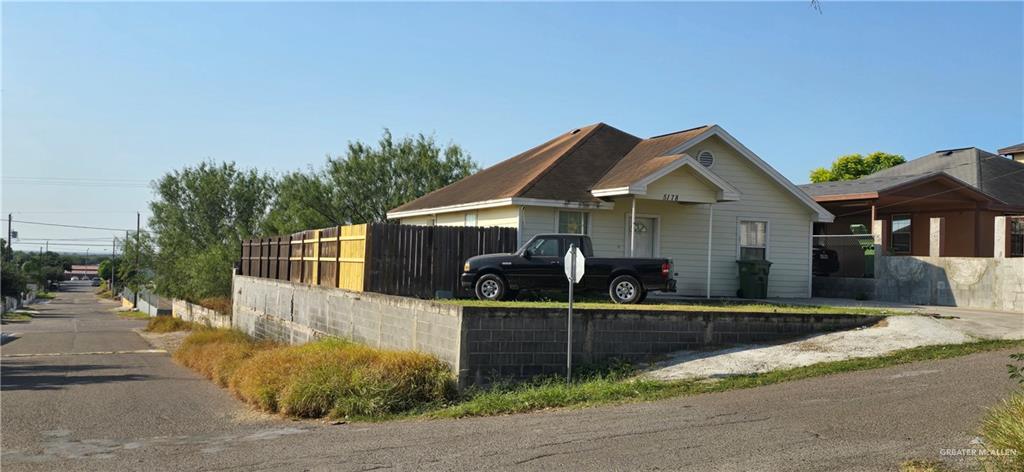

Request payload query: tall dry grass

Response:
[173,330,455,419]
[145,316,194,333]
[979,392,1024,472]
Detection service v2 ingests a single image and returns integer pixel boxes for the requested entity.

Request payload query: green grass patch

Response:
[1,311,33,321]
[145,316,194,333]
[979,391,1024,472]
[427,339,1024,419]
[173,330,456,419]
[118,310,151,320]
[440,298,902,316]
[35,291,55,300]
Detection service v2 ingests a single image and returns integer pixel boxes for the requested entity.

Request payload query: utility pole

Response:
[45,240,49,253]
[134,212,140,308]
[6,213,11,257]
[111,237,116,294]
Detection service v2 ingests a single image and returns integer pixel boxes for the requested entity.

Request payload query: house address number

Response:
[662,194,679,202]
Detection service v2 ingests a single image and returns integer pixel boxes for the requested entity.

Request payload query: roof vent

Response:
[570,128,581,135]
[697,150,714,168]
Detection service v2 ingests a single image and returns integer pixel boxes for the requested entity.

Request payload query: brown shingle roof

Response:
[592,126,710,189]
[389,123,713,215]
[390,123,609,213]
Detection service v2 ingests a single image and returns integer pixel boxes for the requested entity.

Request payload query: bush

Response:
[979,392,1024,472]
[173,332,455,419]
[197,296,232,315]
[145,316,194,333]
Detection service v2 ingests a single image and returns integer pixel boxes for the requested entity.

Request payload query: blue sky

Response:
[2,1,1022,251]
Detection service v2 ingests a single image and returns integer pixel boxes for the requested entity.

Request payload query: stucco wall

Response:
[815,256,1024,312]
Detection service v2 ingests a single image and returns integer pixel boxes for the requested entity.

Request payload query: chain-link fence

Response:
[119,288,172,317]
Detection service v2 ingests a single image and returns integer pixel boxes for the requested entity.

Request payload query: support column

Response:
[871,204,885,257]
[706,204,714,299]
[994,216,1008,259]
[928,217,945,257]
[630,197,637,257]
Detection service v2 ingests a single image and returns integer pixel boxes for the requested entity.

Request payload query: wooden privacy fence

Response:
[240,223,518,299]
[240,224,368,292]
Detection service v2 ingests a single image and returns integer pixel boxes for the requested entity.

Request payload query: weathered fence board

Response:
[240,223,516,299]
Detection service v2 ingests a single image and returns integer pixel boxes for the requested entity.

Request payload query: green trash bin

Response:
[737,260,772,299]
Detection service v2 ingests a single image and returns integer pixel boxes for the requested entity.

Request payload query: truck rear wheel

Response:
[475,274,507,301]
[609,275,641,304]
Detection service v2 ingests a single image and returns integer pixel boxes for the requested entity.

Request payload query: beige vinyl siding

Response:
[520,206,556,246]
[642,166,717,203]
[588,136,813,298]
[477,206,519,227]
[686,136,812,298]
[400,206,519,229]
[399,215,435,226]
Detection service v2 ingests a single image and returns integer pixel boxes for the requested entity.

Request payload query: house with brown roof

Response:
[800,147,1024,266]
[387,123,833,298]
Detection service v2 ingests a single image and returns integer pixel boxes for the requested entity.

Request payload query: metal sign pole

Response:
[567,244,574,383]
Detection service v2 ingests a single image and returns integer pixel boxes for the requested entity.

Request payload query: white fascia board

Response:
[387,198,516,219]
[511,197,615,210]
[387,197,615,219]
[664,126,835,222]
[591,186,645,197]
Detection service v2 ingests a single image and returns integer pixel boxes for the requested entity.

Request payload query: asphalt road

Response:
[2,283,1018,471]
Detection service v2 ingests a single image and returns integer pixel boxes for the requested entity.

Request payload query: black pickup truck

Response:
[460,234,676,304]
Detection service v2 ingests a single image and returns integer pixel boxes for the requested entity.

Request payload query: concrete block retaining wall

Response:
[232,276,461,368]
[174,299,232,329]
[233,275,881,386]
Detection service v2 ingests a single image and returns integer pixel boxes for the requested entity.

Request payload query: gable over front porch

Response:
[587,154,742,297]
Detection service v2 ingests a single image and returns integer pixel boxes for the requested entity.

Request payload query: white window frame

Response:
[736,219,770,261]
[464,212,478,227]
[622,213,661,257]
[557,210,591,235]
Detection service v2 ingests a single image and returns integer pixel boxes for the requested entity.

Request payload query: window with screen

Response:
[464,213,477,227]
[891,215,912,254]
[558,211,589,235]
[739,221,767,260]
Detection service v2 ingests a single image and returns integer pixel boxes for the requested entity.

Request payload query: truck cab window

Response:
[525,237,559,257]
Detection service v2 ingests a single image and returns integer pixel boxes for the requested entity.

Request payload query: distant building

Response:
[66,264,99,278]
[998,143,1024,163]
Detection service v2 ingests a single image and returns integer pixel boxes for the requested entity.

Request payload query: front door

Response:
[630,217,656,258]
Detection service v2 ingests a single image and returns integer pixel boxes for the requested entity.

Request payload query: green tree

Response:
[809,152,906,183]
[149,161,275,300]
[1,239,26,297]
[263,130,477,234]
[98,259,116,280]
[117,231,156,293]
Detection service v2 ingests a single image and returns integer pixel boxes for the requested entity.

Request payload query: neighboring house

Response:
[800,147,1024,260]
[387,123,833,298]
[999,143,1024,163]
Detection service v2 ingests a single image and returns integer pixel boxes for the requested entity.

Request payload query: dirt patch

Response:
[134,328,190,353]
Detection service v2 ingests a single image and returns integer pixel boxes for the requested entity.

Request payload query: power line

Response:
[11,242,115,247]
[6,219,135,232]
